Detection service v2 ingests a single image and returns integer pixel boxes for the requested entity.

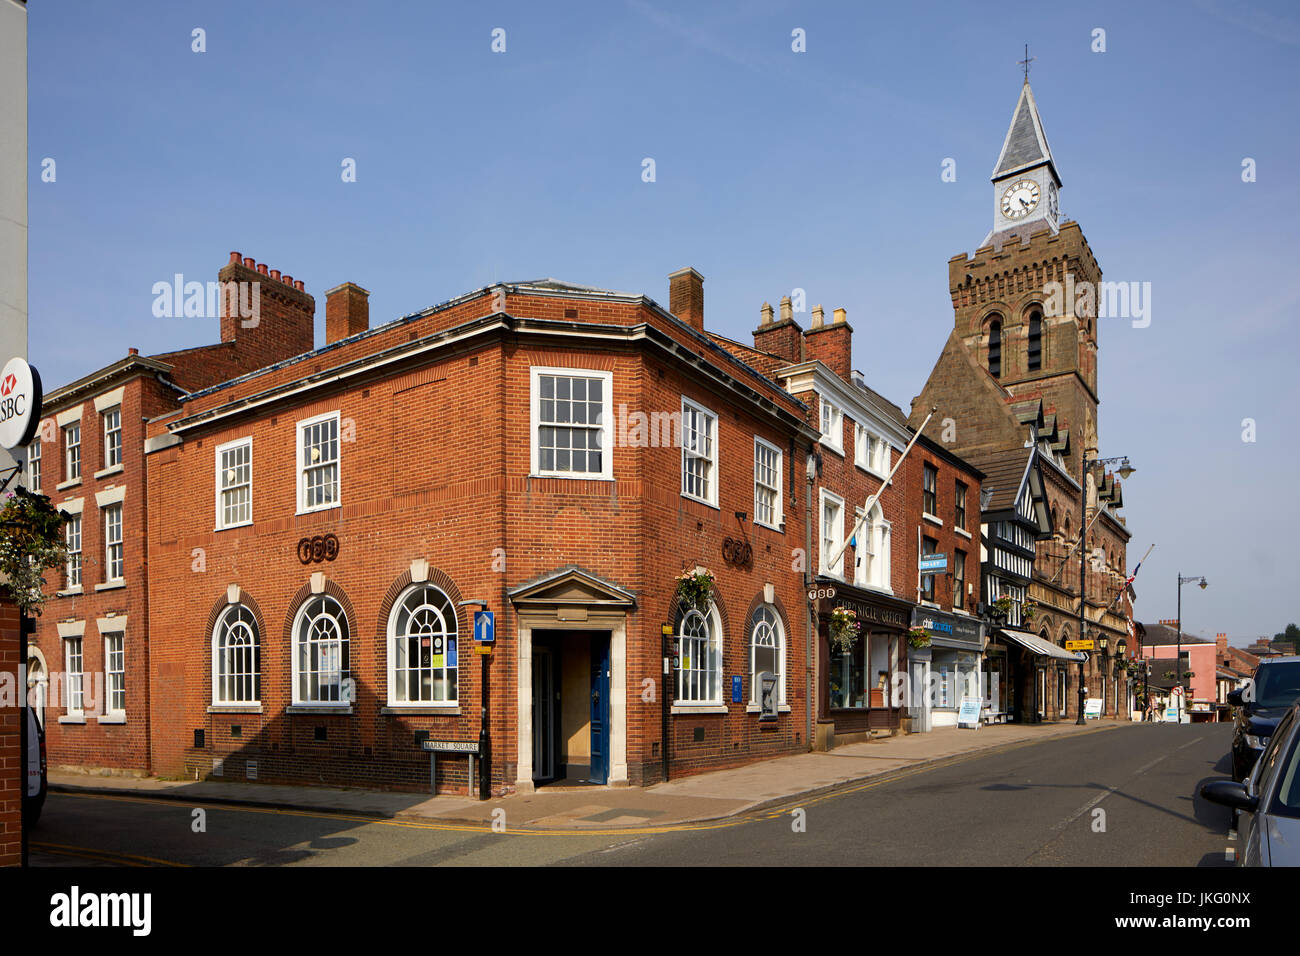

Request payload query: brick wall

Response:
[0,597,21,866]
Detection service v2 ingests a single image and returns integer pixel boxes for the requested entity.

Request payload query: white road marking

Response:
[1056,735,1207,830]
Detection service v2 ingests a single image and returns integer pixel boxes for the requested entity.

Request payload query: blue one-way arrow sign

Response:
[474,610,495,643]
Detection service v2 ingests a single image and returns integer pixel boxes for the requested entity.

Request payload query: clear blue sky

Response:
[25,0,1300,644]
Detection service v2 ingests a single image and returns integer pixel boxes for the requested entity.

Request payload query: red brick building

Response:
[27,257,316,774]
[140,263,820,793]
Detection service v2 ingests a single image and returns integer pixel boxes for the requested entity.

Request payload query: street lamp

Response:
[1077,455,1136,725]
[1176,574,1208,718]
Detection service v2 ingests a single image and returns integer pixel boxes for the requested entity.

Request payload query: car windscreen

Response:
[1269,717,1300,819]
[1254,661,1300,708]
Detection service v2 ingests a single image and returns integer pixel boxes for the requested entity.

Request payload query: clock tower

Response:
[983,80,1062,248]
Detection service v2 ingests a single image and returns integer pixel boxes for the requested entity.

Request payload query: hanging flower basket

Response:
[675,567,716,614]
[907,626,932,649]
[993,595,1014,619]
[0,487,71,616]
[829,606,860,653]
[1021,599,1037,622]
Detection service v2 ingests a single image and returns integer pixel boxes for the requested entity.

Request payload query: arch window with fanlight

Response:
[388,584,459,706]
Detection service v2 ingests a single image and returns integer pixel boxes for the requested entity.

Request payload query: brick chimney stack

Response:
[218,251,315,370]
[805,305,853,380]
[668,267,705,331]
[325,282,371,344]
[753,298,804,365]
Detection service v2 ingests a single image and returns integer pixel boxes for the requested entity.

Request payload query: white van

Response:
[25,707,46,825]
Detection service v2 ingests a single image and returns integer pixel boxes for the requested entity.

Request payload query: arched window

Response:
[293,595,350,704]
[388,584,458,705]
[213,604,260,705]
[1027,310,1042,371]
[749,605,786,707]
[677,606,721,704]
[854,502,892,590]
[988,318,1002,378]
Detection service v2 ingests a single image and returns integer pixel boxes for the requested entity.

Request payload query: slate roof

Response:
[1137,622,1213,646]
[968,448,1032,514]
[992,81,1060,183]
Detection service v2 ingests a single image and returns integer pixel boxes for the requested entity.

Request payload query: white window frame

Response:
[64,637,84,717]
[748,604,787,708]
[819,395,843,454]
[64,422,81,481]
[753,437,783,530]
[103,503,123,583]
[386,583,459,707]
[296,411,341,515]
[212,603,262,706]
[854,424,889,478]
[819,489,845,578]
[102,406,122,469]
[103,632,125,717]
[65,514,82,589]
[292,594,351,706]
[854,503,891,591]
[27,437,40,491]
[674,603,724,708]
[215,437,253,530]
[680,397,718,508]
[528,367,614,480]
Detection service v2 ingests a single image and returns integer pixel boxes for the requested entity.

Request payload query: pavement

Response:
[48,718,1129,832]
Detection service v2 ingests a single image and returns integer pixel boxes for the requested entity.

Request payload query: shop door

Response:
[910,660,932,732]
[589,638,610,785]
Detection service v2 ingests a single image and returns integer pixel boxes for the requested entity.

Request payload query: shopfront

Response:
[987,629,1084,723]
[911,608,985,729]
[816,579,912,746]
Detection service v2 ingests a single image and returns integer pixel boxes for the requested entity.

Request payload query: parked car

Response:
[1228,656,1300,781]
[1202,702,1300,866]
[25,707,46,826]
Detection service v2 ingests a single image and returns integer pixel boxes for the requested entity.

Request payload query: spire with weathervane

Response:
[982,46,1062,247]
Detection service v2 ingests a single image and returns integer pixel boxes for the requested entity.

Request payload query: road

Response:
[31,723,1236,867]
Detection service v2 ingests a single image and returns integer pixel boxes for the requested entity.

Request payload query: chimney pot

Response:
[833,307,847,325]
[229,251,241,264]
[128,347,138,356]
[270,269,281,281]
[779,296,792,323]
[282,275,292,286]
[257,263,269,276]
[668,267,705,331]
[295,280,304,291]
[811,305,825,328]
[243,257,255,268]
[760,302,774,325]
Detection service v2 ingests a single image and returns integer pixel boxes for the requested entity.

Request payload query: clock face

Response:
[1048,183,1059,221]
[1000,179,1040,220]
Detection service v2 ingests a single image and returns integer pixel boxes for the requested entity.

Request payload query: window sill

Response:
[855,462,889,482]
[286,704,353,715]
[819,438,845,457]
[208,704,263,714]
[671,703,728,715]
[95,581,126,592]
[94,464,124,480]
[95,713,126,725]
[214,521,253,533]
[528,472,614,482]
[923,513,944,528]
[381,705,461,715]
[56,478,82,491]
[955,527,972,540]
[58,715,86,725]
[57,587,83,598]
[754,519,784,534]
[680,493,720,511]
[295,502,341,518]
[745,703,792,714]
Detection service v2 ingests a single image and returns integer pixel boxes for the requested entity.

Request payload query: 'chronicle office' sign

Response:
[0,357,42,451]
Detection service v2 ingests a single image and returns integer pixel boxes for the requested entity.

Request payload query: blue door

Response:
[589,638,610,784]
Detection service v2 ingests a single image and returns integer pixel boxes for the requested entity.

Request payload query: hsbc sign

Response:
[0,357,42,451]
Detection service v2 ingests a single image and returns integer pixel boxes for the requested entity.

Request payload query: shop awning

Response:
[997,629,1085,662]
